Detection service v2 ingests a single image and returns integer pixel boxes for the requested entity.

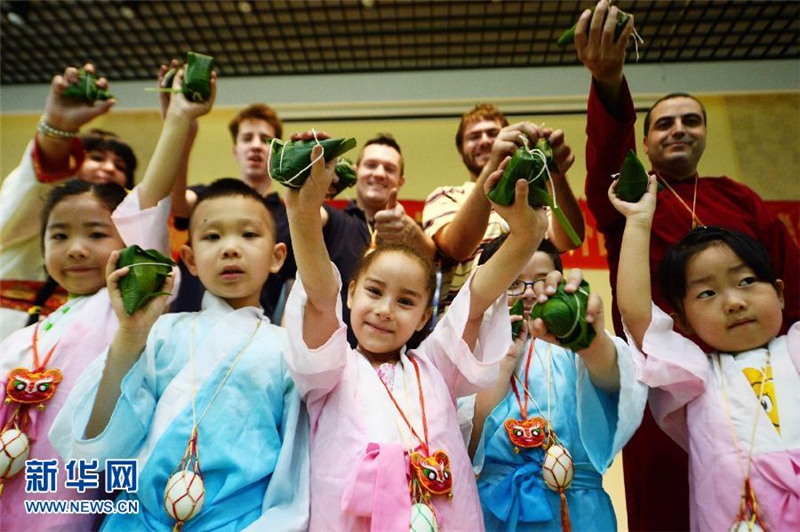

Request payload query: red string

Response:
[377,355,430,456]
[509,340,535,419]
[31,321,59,372]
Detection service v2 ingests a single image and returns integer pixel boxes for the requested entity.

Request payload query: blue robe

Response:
[471,336,645,531]
[50,292,309,531]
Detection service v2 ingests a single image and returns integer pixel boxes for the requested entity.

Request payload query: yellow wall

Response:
[1,91,798,531]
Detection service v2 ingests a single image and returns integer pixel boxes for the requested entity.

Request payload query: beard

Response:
[462,152,487,177]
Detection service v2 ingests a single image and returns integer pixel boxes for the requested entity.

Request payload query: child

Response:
[610,177,800,531]
[0,68,211,531]
[467,235,646,531]
[51,178,309,531]
[283,144,546,531]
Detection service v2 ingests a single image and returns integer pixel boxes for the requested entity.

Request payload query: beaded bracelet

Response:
[37,117,78,140]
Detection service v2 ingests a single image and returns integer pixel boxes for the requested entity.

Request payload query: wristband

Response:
[37,117,78,140]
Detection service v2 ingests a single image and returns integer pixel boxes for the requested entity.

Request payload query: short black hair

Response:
[478,234,563,273]
[659,226,779,316]
[81,129,137,189]
[357,133,404,175]
[40,180,127,251]
[643,93,708,136]
[189,178,276,241]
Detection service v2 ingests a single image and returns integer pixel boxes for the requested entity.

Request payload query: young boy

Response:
[50,179,309,531]
[466,236,646,532]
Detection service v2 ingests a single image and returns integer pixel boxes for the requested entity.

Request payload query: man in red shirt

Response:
[574,1,799,530]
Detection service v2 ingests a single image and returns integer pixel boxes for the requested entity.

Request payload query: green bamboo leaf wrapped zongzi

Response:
[62,69,114,102]
[529,280,596,351]
[615,150,650,202]
[556,1,631,46]
[510,298,525,339]
[269,137,358,188]
[486,137,581,247]
[330,157,358,197]
[182,52,214,102]
[117,245,175,316]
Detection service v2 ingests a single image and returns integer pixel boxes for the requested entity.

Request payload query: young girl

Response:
[467,236,645,531]
[611,177,800,531]
[0,68,214,530]
[283,145,547,531]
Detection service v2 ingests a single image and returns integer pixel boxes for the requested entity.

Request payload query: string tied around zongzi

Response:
[268,128,325,187]
[519,133,562,213]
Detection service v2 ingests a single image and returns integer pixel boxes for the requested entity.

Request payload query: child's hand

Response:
[284,144,337,214]
[505,315,530,366]
[485,122,544,178]
[529,268,585,343]
[608,174,658,223]
[106,250,175,336]
[484,156,548,238]
[164,69,217,122]
[42,63,115,133]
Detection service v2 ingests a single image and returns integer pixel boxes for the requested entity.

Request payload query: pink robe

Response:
[284,266,510,531]
[627,305,800,531]
[0,188,171,532]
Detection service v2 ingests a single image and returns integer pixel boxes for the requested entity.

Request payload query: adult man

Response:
[321,133,434,345]
[0,63,138,339]
[423,105,584,315]
[575,1,799,529]
[169,102,295,319]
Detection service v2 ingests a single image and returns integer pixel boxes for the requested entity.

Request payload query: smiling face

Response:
[678,243,784,353]
[44,193,125,295]
[355,143,405,214]
[643,97,707,180]
[347,251,433,363]
[233,119,277,186]
[78,150,129,187]
[460,119,502,178]
[181,196,286,310]
[507,251,558,316]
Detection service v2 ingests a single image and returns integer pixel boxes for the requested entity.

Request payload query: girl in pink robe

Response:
[283,146,552,531]
[610,177,800,531]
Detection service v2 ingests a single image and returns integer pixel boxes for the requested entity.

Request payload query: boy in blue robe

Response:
[51,178,308,531]
[466,236,646,531]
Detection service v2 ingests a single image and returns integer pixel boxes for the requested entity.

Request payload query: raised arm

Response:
[284,144,340,349]
[85,252,175,438]
[462,159,547,348]
[433,122,544,262]
[136,69,215,210]
[608,176,658,348]
[575,0,634,113]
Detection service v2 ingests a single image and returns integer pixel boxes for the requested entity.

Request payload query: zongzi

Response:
[62,69,114,102]
[269,137,357,188]
[330,157,358,197]
[529,280,596,352]
[116,245,175,316]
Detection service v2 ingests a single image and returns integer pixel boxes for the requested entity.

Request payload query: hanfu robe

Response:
[0,188,171,532]
[626,305,800,531]
[283,265,510,531]
[471,337,646,531]
[49,293,310,532]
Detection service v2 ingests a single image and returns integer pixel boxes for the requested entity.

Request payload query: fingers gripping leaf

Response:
[615,150,650,202]
[330,157,358,197]
[62,69,114,102]
[510,299,525,339]
[556,2,631,46]
[116,245,175,316]
[530,280,596,352]
[268,137,357,188]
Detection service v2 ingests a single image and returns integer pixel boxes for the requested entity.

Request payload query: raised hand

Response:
[164,69,217,122]
[486,122,545,176]
[284,144,337,214]
[542,128,575,177]
[575,0,634,88]
[608,174,658,223]
[374,188,412,244]
[43,63,115,132]
[484,156,548,239]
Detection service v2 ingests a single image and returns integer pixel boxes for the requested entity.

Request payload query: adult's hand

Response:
[374,188,414,244]
[575,0,634,89]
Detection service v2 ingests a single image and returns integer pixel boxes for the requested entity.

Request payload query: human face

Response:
[78,150,128,187]
[356,144,405,212]
[347,251,433,364]
[679,244,784,353]
[460,119,502,177]
[181,196,286,310]
[644,97,707,180]
[44,193,124,295]
[507,251,558,316]
[233,119,277,185]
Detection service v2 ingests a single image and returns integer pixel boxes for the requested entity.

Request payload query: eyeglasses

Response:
[507,277,546,296]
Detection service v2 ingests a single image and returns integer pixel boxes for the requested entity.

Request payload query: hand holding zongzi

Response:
[43,63,115,134]
[573,1,634,89]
